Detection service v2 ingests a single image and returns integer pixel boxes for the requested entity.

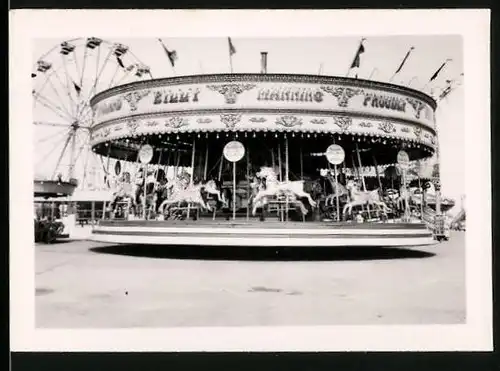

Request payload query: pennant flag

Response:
[228,37,237,56]
[116,55,125,69]
[31,73,37,78]
[72,81,81,95]
[395,46,414,74]
[439,86,453,100]
[429,59,451,81]
[158,39,178,67]
[350,39,365,69]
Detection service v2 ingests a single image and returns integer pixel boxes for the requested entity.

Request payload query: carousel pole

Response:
[277,141,283,221]
[299,144,304,179]
[355,143,371,219]
[142,162,147,220]
[187,137,196,219]
[246,145,250,221]
[203,143,209,181]
[150,149,163,219]
[334,163,340,222]
[285,135,289,222]
[232,159,236,220]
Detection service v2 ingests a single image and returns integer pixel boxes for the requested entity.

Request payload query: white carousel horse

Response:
[249,175,309,216]
[158,177,212,214]
[342,180,390,218]
[324,173,349,206]
[251,166,316,216]
[203,179,227,206]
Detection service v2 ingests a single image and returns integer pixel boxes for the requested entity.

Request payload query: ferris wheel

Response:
[32,38,153,190]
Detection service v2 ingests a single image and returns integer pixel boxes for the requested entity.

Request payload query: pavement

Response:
[35,231,465,328]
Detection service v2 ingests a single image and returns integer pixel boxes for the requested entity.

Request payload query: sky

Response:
[32,36,464,201]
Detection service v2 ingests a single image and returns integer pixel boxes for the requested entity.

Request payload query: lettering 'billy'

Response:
[153,88,201,105]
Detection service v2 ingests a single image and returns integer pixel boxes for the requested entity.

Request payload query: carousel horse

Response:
[202,178,228,207]
[110,174,137,214]
[251,167,316,216]
[342,180,390,218]
[157,177,212,215]
[324,173,349,207]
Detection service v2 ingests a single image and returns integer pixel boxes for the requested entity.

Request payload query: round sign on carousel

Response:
[138,144,154,164]
[397,150,410,169]
[223,141,245,162]
[325,144,345,165]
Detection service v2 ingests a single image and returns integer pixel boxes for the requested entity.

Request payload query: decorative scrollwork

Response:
[359,121,373,128]
[102,128,111,137]
[400,127,410,133]
[249,117,267,123]
[123,90,150,111]
[165,117,189,129]
[275,115,303,128]
[430,135,436,145]
[333,116,352,132]
[220,113,242,129]
[207,83,257,104]
[197,118,212,124]
[378,121,396,134]
[320,86,363,107]
[310,118,326,125]
[126,119,140,134]
[413,126,422,138]
[146,121,159,127]
[406,97,426,119]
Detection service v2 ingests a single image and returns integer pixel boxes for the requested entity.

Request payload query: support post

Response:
[285,136,289,222]
[246,146,250,221]
[355,144,370,219]
[334,164,340,222]
[233,161,237,220]
[187,138,196,220]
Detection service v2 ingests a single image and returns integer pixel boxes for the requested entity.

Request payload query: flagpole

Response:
[229,54,233,73]
[368,67,378,80]
[318,63,324,75]
[345,37,365,77]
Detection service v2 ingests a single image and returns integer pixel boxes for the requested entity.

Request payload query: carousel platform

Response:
[90,219,435,247]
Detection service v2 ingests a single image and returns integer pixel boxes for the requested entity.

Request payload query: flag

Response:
[350,40,365,69]
[116,55,125,69]
[429,59,451,81]
[72,81,81,95]
[158,38,177,67]
[395,46,414,74]
[260,52,268,74]
[228,37,236,56]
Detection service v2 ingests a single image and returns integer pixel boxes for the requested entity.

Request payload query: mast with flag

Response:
[346,38,366,78]
[423,58,452,91]
[158,38,178,75]
[389,46,415,82]
[228,37,237,73]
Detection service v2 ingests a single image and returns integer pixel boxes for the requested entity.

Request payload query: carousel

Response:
[88,73,440,246]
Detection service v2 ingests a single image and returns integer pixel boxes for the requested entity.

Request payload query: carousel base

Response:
[90,219,435,247]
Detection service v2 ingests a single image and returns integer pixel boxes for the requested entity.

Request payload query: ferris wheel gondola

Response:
[32,38,153,191]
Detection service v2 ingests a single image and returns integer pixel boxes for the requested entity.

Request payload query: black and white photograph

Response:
[10,9,491,352]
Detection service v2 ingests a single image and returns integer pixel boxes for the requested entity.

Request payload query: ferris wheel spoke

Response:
[61,53,80,118]
[36,125,70,144]
[35,128,72,167]
[108,63,121,89]
[52,132,73,179]
[45,76,75,120]
[33,92,74,122]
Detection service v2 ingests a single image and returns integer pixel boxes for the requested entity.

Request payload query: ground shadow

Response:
[89,244,435,261]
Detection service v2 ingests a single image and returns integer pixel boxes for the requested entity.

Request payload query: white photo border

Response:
[9,8,492,352]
